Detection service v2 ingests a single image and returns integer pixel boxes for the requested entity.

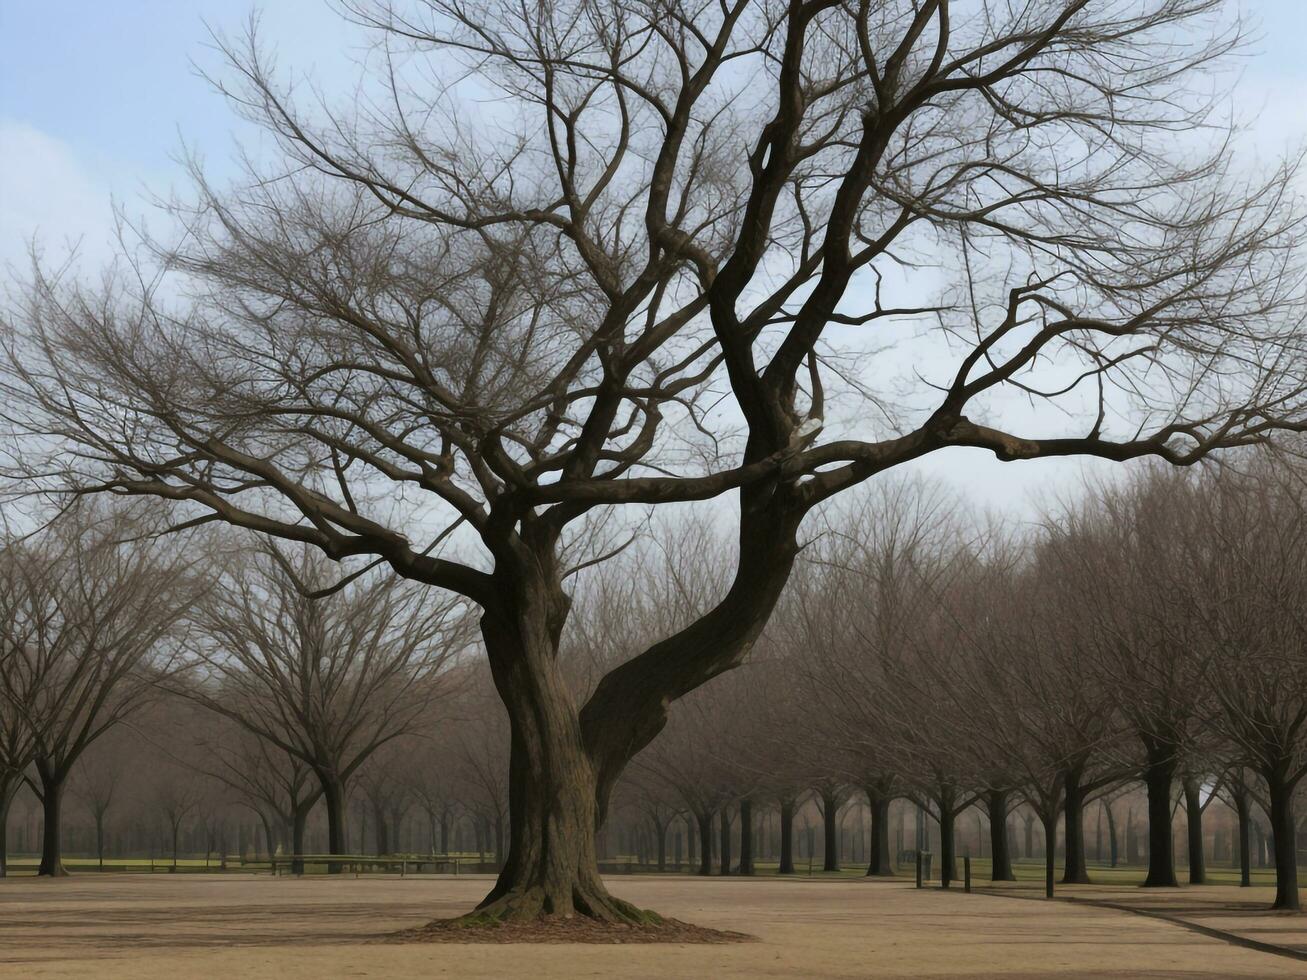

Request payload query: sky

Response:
[3,0,1307,522]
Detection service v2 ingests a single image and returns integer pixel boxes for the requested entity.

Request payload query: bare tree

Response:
[0,505,200,876]
[176,541,464,866]
[1177,458,1307,910]
[5,0,1307,920]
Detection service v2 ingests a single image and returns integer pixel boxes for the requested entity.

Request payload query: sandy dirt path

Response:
[1,873,1300,978]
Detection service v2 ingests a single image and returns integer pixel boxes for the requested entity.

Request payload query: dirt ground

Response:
[1,873,1302,979]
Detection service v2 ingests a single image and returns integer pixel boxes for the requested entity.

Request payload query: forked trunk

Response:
[778,799,795,874]
[986,790,1015,882]
[35,760,68,877]
[476,610,647,922]
[1141,738,1178,887]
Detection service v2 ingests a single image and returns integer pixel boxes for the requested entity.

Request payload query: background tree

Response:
[178,541,464,865]
[0,504,200,876]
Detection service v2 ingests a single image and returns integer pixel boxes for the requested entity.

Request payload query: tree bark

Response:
[1181,774,1206,885]
[0,775,16,878]
[865,788,894,877]
[718,806,732,876]
[1041,810,1057,899]
[1234,788,1252,887]
[1061,768,1090,884]
[35,759,68,877]
[939,806,956,889]
[986,790,1015,881]
[738,799,754,875]
[778,798,795,874]
[474,606,649,922]
[291,801,309,874]
[820,789,840,872]
[1266,770,1301,911]
[318,771,348,874]
[695,810,713,877]
[1141,738,1179,887]
[1104,800,1119,868]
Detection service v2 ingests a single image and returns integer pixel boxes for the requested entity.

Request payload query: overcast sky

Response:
[3,0,1306,521]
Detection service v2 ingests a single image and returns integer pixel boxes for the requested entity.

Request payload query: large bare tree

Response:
[4,0,1307,919]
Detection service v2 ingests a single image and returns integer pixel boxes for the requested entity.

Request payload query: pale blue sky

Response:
[2,1,1306,517]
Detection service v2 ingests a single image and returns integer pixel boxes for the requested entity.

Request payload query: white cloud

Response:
[0,120,117,280]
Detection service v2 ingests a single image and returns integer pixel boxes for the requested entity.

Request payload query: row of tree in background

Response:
[2,456,1303,911]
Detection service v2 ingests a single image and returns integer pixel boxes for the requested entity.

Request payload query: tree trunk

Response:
[939,807,956,889]
[718,806,732,876]
[474,608,648,922]
[318,772,348,874]
[1266,770,1301,911]
[1181,774,1206,885]
[696,810,712,876]
[1061,768,1090,884]
[291,801,309,874]
[820,789,840,872]
[1234,789,1252,886]
[778,798,795,874]
[373,800,389,855]
[866,789,894,877]
[35,760,68,877]
[0,775,16,878]
[738,800,754,875]
[652,817,667,872]
[1041,810,1057,899]
[986,790,1015,881]
[1141,738,1178,887]
[1104,800,1119,868]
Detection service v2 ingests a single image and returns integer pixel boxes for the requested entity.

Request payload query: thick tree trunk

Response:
[820,789,840,872]
[476,610,647,922]
[36,761,68,877]
[696,810,713,877]
[718,806,732,876]
[1181,774,1206,885]
[1266,771,1301,911]
[1141,739,1179,887]
[986,790,1015,881]
[778,799,795,874]
[866,789,894,877]
[1061,769,1090,884]
[738,800,754,875]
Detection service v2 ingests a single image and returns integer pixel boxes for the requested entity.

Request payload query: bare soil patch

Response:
[389,913,754,944]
